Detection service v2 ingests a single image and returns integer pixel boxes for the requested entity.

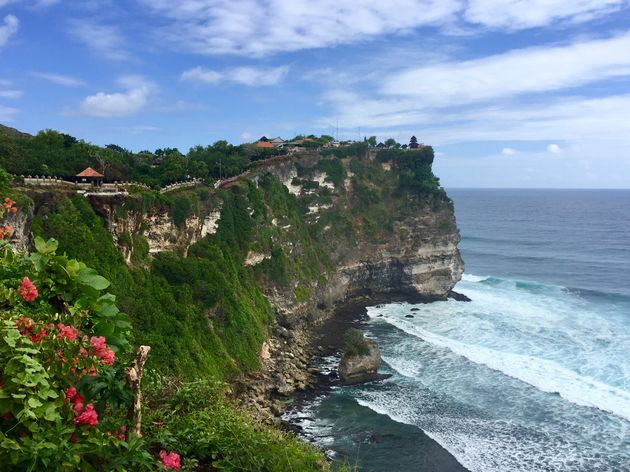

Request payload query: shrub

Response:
[0,235,156,470]
[342,329,370,357]
[144,380,334,472]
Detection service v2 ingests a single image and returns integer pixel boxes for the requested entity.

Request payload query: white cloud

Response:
[181,65,289,86]
[0,1,20,7]
[320,90,630,148]
[181,67,222,84]
[0,89,21,98]
[32,72,85,87]
[547,143,562,154]
[68,20,127,60]
[79,76,155,117]
[140,0,461,56]
[0,14,18,47]
[137,0,630,57]
[465,0,629,29]
[502,147,517,155]
[0,104,19,121]
[381,32,630,106]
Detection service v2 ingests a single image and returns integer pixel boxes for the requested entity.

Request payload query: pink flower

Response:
[90,336,106,353]
[74,403,98,427]
[16,317,32,335]
[100,347,115,365]
[65,386,77,402]
[18,277,38,302]
[29,327,47,343]
[159,451,181,471]
[90,336,115,365]
[79,347,88,358]
[57,324,78,342]
[73,395,84,415]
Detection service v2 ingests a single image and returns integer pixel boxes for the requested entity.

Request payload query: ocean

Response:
[284,189,630,472]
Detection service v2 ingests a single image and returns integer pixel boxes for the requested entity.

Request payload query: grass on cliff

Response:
[144,379,353,472]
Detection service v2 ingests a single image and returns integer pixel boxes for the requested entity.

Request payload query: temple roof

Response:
[76,167,104,177]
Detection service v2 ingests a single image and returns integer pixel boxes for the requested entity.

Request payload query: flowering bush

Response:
[0,205,158,468]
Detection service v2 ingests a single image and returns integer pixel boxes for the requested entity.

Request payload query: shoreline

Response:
[279,299,470,472]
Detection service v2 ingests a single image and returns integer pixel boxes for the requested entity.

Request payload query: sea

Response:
[284,189,630,472]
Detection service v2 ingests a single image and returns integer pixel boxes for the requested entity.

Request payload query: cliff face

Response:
[262,154,463,322]
[15,148,463,417]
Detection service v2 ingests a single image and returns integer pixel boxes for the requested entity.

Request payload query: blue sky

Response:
[1,0,630,188]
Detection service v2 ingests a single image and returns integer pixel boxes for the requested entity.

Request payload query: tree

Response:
[367,136,377,147]
[385,138,397,148]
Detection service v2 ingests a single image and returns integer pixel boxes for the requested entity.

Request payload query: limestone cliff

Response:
[13,147,463,419]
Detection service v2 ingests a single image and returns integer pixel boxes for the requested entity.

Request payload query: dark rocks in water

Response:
[448,290,471,302]
[410,308,420,312]
[377,314,384,317]
[339,338,390,385]
[405,314,415,318]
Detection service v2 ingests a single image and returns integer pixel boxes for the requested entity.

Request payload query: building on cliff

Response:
[75,167,104,186]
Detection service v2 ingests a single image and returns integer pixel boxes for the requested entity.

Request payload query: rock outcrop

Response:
[338,339,384,385]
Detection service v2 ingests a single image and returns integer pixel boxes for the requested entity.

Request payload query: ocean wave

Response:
[461,273,630,303]
[370,314,630,422]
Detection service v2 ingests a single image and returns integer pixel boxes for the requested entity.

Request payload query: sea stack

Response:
[338,330,387,385]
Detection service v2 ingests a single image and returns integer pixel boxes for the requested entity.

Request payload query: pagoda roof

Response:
[76,167,104,178]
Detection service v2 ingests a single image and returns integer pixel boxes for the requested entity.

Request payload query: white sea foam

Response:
[461,273,488,283]
[371,311,630,422]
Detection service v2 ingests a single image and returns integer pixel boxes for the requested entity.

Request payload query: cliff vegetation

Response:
[0,126,462,470]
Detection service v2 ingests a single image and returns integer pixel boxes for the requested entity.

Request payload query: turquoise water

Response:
[287,189,630,472]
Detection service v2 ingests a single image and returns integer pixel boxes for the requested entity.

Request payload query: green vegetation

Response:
[0,123,446,470]
[0,128,343,189]
[0,236,155,470]
[144,380,350,472]
[341,329,371,357]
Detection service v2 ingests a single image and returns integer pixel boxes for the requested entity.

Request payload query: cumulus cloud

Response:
[0,14,18,47]
[68,20,128,60]
[32,72,86,87]
[465,0,629,29]
[79,76,155,117]
[381,32,630,106]
[547,143,562,154]
[181,65,289,86]
[502,147,517,155]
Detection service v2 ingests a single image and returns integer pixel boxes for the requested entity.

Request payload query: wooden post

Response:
[125,345,151,438]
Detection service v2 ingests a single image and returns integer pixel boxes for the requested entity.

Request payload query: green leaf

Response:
[43,403,60,421]
[3,328,20,348]
[98,303,119,318]
[34,236,47,254]
[77,268,110,290]
[34,237,58,255]
[27,397,43,409]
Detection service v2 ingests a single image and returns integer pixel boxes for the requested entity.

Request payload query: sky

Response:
[1,1,630,188]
